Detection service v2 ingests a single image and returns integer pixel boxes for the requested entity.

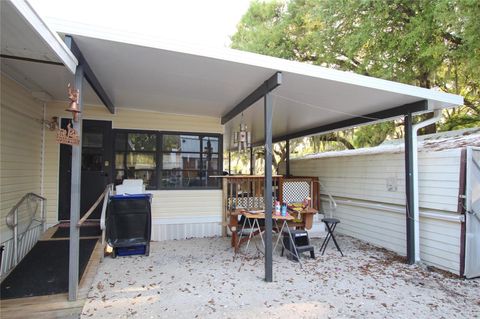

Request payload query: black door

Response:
[58,119,113,221]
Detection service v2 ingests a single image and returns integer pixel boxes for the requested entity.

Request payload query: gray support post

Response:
[404,113,415,265]
[228,151,231,174]
[285,139,290,177]
[68,65,84,301]
[250,147,254,175]
[264,92,273,282]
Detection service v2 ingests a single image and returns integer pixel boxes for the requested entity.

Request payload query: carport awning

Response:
[2,15,463,147]
[0,0,77,74]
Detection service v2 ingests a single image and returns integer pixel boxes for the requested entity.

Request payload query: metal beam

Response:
[65,35,115,114]
[221,72,282,125]
[264,92,273,282]
[68,65,84,301]
[271,100,429,144]
[404,112,415,265]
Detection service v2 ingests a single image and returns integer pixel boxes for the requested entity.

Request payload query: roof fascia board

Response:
[65,35,115,114]
[49,21,463,107]
[9,0,77,74]
[0,54,64,66]
[268,100,429,145]
[221,72,282,124]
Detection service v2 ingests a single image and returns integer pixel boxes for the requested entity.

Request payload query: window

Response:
[82,130,104,172]
[113,130,222,189]
[114,131,157,188]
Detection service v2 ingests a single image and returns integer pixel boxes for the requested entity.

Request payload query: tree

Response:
[231,0,480,149]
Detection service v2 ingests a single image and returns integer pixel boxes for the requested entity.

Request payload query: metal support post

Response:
[285,139,290,177]
[68,65,84,301]
[250,147,254,175]
[264,92,273,282]
[13,209,18,265]
[404,113,415,265]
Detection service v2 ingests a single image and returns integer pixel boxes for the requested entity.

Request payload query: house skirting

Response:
[151,216,222,241]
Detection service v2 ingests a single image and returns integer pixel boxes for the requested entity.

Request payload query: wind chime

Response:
[56,83,81,145]
[66,83,81,122]
[232,113,251,152]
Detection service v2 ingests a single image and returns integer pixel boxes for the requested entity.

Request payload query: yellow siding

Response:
[46,101,222,132]
[44,101,223,224]
[151,190,222,218]
[0,75,44,241]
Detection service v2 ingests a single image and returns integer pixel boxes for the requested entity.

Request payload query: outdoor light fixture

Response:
[42,116,59,131]
[65,83,81,122]
[232,113,251,152]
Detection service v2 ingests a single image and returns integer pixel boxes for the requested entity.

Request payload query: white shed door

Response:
[465,147,480,278]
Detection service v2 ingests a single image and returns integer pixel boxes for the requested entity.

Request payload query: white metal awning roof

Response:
[1,5,463,147]
[0,0,77,73]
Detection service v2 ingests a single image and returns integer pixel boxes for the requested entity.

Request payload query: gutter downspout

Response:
[411,110,442,262]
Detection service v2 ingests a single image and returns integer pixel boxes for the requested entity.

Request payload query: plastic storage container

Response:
[106,194,152,258]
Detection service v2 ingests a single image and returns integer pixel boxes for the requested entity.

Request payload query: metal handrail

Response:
[4,193,46,270]
[99,184,114,261]
[99,184,114,231]
[78,183,114,227]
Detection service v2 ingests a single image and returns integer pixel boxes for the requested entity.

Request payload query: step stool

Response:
[281,229,315,262]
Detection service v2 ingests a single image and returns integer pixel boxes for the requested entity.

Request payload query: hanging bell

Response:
[66,83,81,122]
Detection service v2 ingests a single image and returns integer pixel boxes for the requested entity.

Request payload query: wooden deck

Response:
[0,227,103,319]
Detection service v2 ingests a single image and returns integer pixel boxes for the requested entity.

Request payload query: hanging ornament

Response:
[65,83,81,122]
[232,113,251,152]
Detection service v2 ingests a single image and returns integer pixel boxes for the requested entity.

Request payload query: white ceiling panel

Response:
[1,0,77,73]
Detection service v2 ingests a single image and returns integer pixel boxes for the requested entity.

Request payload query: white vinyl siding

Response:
[291,149,463,274]
[0,75,44,242]
[292,150,461,212]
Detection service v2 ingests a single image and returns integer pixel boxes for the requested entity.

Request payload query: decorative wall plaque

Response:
[56,123,80,145]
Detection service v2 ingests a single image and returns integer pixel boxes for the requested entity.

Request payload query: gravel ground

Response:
[81,235,480,318]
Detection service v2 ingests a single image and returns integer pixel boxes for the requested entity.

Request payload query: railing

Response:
[2,193,46,279]
[78,183,113,227]
[224,175,283,210]
[99,184,114,261]
[221,175,320,235]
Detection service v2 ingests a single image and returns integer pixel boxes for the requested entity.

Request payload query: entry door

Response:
[465,147,480,278]
[58,119,113,221]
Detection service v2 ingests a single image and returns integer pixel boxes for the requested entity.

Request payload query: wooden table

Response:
[288,207,318,230]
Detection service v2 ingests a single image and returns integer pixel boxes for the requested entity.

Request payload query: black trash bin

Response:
[106,194,152,258]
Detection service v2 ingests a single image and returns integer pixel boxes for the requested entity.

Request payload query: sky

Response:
[29,0,252,48]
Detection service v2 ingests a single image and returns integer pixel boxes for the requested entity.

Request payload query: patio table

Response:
[287,206,318,229]
[235,210,303,266]
[229,207,318,249]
